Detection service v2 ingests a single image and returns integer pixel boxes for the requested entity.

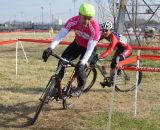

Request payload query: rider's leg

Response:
[50,41,81,97]
[110,54,125,81]
[60,41,82,73]
[70,47,97,96]
[100,48,132,87]
[116,47,132,75]
[56,42,80,80]
[109,46,125,78]
[78,47,97,89]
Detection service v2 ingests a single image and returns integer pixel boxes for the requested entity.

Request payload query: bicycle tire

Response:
[115,65,142,92]
[30,77,56,125]
[83,67,97,92]
[62,67,97,109]
[62,85,79,109]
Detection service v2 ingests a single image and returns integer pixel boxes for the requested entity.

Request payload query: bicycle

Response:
[30,53,93,125]
[83,57,143,93]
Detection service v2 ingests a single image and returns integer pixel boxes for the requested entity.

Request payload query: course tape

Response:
[1,38,160,51]
[0,40,17,45]
[18,38,73,45]
[123,34,160,37]
[140,55,160,60]
[1,31,160,37]
[117,54,160,72]
[0,30,50,34]
[132,46,160,51]
[18,38,51,43]
[18,39,160,50]
[18,38,110,47]
[118,54,160,67]
[117,56,138,67]
[1,38,160,72]
[118,66,160,72]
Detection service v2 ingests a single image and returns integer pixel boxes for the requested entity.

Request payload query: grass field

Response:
[0,32,160,130]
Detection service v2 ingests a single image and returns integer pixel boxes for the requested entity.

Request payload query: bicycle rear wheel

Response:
[83,67,97,92]
[115,65,142,92]
[30,77,56,125]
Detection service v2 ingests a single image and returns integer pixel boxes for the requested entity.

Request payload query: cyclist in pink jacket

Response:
[42,3,100,96]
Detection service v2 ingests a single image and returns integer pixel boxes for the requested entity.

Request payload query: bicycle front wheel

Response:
[30,77,56,125]
[115,65,142,92]
[63,67,97,109]
[62,85,79,109]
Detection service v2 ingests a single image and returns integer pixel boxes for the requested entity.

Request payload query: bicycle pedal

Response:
[100,82,111,88]
[100,82,106,88]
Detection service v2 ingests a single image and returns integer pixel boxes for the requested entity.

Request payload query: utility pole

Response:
[41,6,44,25]
[95,0,101,23]
[116,0,126,33]
[132,0,135,30]
[135,0,138,32]
[49,3,52,26]
[98,0,100,23]
[113,0,115,31]
[73,0,76,16]
[52,14,54,26]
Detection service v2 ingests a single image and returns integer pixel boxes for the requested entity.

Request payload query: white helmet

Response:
[101,20,113,30]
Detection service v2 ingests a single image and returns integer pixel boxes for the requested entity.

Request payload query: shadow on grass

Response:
[0,99,65,129]
[0,101,35,128]
[0,86,44,95]
[0,86,113,129]
[84,88,112,93]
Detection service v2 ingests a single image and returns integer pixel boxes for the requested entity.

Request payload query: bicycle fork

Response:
[39,75,55,102]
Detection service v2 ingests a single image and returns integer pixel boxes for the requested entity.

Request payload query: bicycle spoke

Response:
[31,77,57,125]
[63,95,79,109]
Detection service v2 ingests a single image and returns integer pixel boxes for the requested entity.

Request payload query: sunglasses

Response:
[102,29,108,32]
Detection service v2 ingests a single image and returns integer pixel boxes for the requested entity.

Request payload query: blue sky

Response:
[0,0,106,23]
[0,0,159,23]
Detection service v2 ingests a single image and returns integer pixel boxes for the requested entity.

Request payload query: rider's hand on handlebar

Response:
[42,48,52,62]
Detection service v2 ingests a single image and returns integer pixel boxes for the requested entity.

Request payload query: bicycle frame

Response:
[31,53,81,125]
[84,58,143,93]
[52,54,76,98]
[40,54,76,100]
[62,70,76,98]
[92,62,110,81]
